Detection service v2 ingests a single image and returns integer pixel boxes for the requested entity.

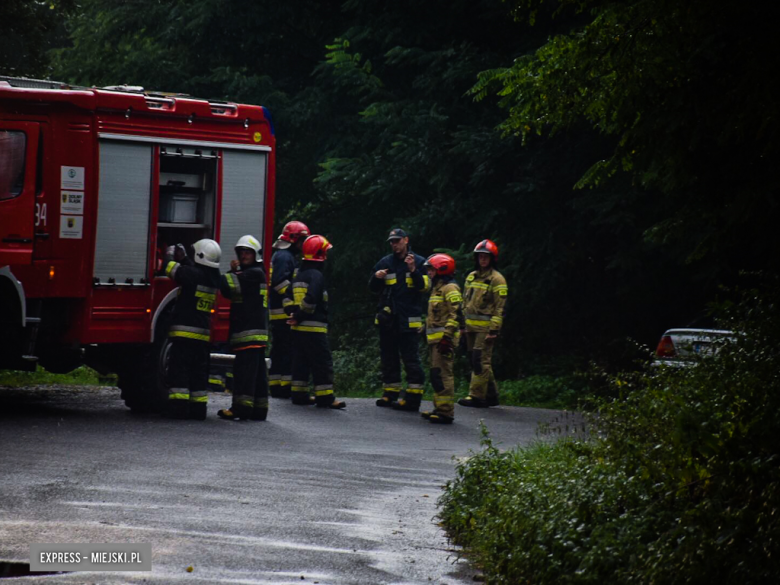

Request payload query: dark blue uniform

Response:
[220,263,269,419]
[164,257,221,420]
[268,247,297,398]
[369,252,430,408]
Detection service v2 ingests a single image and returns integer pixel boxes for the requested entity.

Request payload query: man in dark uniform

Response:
[268,220,310,398]
[286,235,346,409]
[369,228,430,412]
[163,239,222,420]
[217,235,270,421]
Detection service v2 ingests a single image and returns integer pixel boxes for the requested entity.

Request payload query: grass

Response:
[0,366,116,387]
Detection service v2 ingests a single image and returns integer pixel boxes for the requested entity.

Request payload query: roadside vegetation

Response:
[0,366,114,388]
[438,284,780,582]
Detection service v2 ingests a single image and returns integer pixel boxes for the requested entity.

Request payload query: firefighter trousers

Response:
[379,327,425,407]
[429,344,455,418]
[269,321,293,398]
[167,337,210,419]
[291,330,336,406]
[232,347,269,418]
[465,331,496,401]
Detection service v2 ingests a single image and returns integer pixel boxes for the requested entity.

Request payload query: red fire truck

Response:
[0,76,275,411]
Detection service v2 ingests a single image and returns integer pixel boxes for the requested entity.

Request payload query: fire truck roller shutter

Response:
[94,140,152,283]
[219,150,267,272]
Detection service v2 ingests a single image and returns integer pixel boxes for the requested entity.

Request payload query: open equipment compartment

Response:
[156,145,218,257]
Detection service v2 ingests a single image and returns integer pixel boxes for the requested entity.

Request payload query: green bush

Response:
[0,365,114,387]
[438,284,780,583]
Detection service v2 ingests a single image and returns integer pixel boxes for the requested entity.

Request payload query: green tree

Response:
[0,0,76,77]
[473,0,780,267]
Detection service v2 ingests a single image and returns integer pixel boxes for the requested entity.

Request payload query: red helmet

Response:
[278,221,310,244]
[424,253,455,276]
[474,239,499,260]
[301,235,333,262]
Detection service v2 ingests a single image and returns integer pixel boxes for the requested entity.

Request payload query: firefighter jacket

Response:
[463,268,508,333]
[220,262,269,350]
[286,261,329,334]
[369,252,430,332]
[269,248,297,324]
[165,258,221,343]
[426,277,462,346]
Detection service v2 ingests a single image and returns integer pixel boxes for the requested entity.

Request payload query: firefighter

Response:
[459,239,508,408]
[370,228,430,412]
[163,239,222,420]
[217,235,270,421]
[285,234,346,409]
[421,254,462,425]
[268,221,310,399]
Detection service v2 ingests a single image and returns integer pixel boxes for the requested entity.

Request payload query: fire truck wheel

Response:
[118,319,173,412]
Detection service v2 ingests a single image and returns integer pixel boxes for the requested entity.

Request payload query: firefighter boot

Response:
[218,408,244,421]
[163,399,188,420]
[429,413,454,425]
[392,398,419,412]
[458,396,488,408]
[250,407,268,421]
[189,402,207,420]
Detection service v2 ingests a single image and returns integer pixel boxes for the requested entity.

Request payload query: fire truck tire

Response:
[118,318,173,412]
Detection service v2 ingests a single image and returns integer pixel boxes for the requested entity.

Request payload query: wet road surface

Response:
[0,385,580,583]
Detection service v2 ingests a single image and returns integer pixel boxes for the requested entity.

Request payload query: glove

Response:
[438,337,455,358]
[173,243,187,262]
[164,245,176,264]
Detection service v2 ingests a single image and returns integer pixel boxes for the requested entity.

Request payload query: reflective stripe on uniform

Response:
[422,274,430,292]
[166,261,179,279]
[291,320,328,333]
[465,314,491,328]
[406,384,424,395]
[225,273,242,302]
[490,316,503,327]
[270,308,288,321]
[314,384,334,396]
[269,375,281,386]
[168,325,211,341]
[230,329,269,344]
[408,317,423,329]
[236,395,254,407]
[274,279,290,293]
[169,388,188,400]
[384,273,397,285]
[427,326,445,343]
[445,290,462,303]
[446,319,459,328]
[429,295,443,303]
[466,281,489,290]
[189,391,208,403]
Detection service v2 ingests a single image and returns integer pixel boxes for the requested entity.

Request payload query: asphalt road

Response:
[0,385,581,584]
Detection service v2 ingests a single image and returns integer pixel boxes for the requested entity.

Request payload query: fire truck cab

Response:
[0,76,275,411]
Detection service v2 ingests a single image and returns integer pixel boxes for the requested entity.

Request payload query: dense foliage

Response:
[438,284,780,582]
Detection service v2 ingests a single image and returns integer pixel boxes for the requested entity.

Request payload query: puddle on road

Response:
[0,561,68,578]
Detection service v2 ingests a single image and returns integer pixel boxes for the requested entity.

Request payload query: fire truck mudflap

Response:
[0,77,276,412]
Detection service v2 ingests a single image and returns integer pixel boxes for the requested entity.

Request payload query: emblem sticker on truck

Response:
[59,215,83,239]
[60,166,85,190]
[61,191,84,215]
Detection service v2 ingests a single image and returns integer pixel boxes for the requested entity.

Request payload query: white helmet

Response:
[235,234,262,263]
[192,239,221,268]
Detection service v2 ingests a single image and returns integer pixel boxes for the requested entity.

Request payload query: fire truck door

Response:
[0,122,39,266]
